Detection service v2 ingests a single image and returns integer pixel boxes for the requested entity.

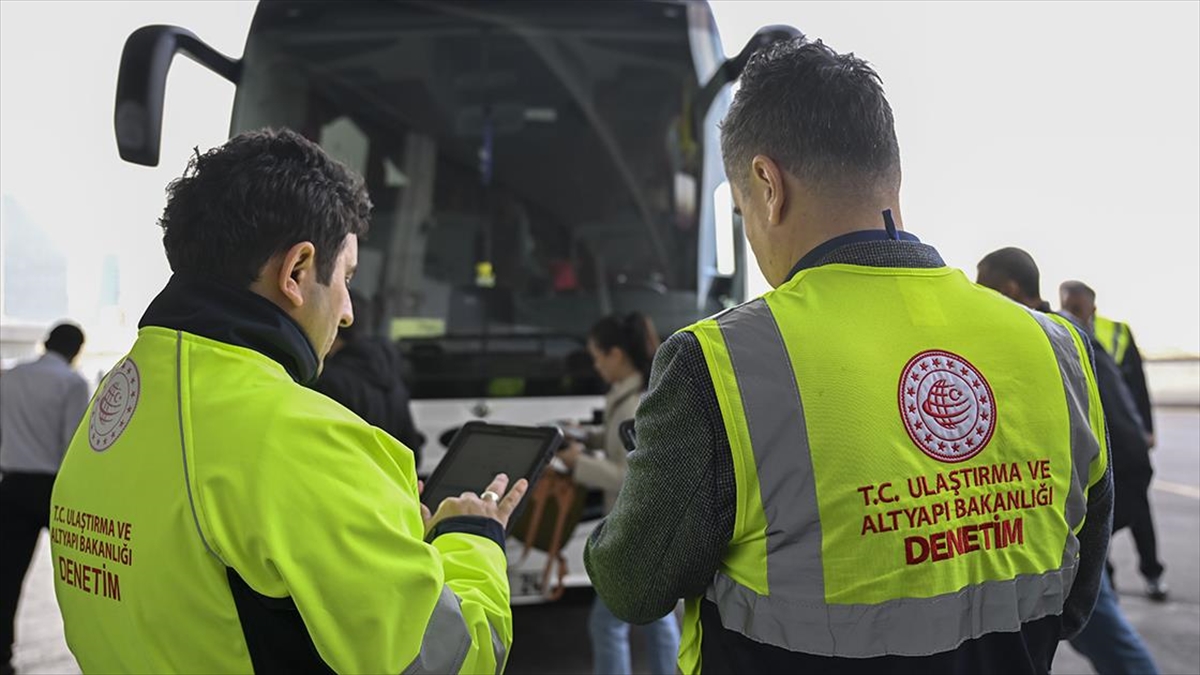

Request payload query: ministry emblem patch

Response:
[899,350,996,463]
[89,358,140,452]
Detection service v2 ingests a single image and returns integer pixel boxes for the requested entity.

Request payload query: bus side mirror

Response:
[114,25,242,166]
[694,25,803,129]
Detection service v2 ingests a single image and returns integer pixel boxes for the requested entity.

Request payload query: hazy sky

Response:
[1,1,1197,355]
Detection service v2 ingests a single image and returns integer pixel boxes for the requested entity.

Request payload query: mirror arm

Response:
[693,25,803,131]
[114,25,241,166]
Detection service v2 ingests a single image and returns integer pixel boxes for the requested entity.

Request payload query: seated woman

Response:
[557,312,679,675]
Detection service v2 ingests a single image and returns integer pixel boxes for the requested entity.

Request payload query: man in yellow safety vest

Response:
[1059,280,1166,601]
[585,37,1112,675]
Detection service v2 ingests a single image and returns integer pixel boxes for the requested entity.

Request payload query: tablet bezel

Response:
[421,421,563,530]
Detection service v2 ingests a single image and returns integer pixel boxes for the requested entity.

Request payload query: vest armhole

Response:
[225,568,337,675]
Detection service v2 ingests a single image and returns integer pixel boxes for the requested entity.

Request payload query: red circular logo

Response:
[89,358,140,452]
[898,350,996,463]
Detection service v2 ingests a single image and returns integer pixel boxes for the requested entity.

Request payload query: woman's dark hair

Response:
[158,128,372,287]
[588,312,661,390]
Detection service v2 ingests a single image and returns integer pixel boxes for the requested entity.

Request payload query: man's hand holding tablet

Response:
[419,422,564,535]
[422,473,529,536]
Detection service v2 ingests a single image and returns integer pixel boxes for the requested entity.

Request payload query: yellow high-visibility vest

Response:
[676,264,1108,673]
[51,326,512,674]
[1092,315,1132,366]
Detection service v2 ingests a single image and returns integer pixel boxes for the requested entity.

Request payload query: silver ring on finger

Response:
[480,490,501,504]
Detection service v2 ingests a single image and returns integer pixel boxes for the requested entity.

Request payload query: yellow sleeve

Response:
[433,532,512,673]
[204,407,512,674]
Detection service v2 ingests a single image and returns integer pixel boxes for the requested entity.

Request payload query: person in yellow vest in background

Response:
[976,249,1161,675]
[49,128,527,674]
[1060,282,1155,450]
[1060,280,1167,601]
[584,36,1113,675]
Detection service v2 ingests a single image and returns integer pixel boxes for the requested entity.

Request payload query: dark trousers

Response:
[1113,472,1165,581]
[0,473,55,670]
[1129,494,1165,580]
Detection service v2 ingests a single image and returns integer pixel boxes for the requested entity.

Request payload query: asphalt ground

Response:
[13,408,1198,675]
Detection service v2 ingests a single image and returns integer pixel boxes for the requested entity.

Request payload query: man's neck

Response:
[141,275,320,384]
[42,351,70,365]
[1021,297,1051,312]
[610,363,638,384]
[784,194,904,269]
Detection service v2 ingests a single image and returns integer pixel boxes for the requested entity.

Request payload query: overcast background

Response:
[1,1,1197,358]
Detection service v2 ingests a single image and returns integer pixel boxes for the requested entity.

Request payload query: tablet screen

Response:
[422,424,558,509]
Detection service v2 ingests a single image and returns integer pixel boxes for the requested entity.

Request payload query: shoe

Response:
[1145,576,1169,602]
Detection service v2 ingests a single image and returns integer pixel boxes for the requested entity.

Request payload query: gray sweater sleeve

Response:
[583,331,736,625]
[1061,461,1113,639]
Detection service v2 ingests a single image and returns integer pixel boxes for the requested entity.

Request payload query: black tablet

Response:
[421,422,563,524]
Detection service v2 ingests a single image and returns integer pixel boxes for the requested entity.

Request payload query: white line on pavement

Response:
[1153,480,1200,500]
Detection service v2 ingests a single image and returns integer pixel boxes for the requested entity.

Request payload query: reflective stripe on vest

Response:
[1092,315,1131,366]
[402,585,476,675]
[678,266,1107,667]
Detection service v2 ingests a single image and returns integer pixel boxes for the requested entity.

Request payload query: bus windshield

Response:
[231,1,736,399]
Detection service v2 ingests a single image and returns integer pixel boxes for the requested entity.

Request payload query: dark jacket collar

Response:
[786,229,944,282]
[139,275,320,385]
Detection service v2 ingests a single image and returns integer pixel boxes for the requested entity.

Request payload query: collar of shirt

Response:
[39,351,71,368]
[784,229,944,283]
[139,274,320,385]
[787,229,921,279]
[608,371,643,402]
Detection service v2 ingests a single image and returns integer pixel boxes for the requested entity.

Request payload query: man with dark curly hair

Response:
[48,128,525,674]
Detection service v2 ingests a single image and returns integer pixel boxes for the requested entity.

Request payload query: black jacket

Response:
[1118,330,1154,435]
[1088,337,1151,480]
[312,339,424,466]
[1071,320,1153,532]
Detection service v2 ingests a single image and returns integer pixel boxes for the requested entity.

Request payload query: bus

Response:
[113,0,797,603]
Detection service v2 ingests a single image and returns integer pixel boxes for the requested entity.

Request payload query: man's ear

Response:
[275,241,318,309]
[751,155,787,227]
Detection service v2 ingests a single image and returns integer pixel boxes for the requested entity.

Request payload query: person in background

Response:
[586,37,1110,675]
[557,312,680,675]
[312,289,425,465]
[1060,280,1167,602]
[976,248,1160,675]
[0,323,89,675]
[1060,282,1155,446]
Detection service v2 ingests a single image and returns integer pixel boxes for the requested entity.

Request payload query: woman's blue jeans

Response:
[589,595,680,675]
